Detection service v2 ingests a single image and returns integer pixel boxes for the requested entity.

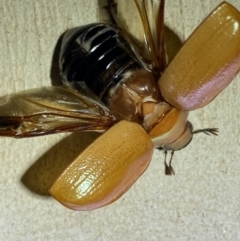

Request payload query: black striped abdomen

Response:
[59,23,141,104]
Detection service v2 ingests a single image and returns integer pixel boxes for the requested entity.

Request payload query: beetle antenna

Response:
[164,150,175,175]
[192,128,219,136]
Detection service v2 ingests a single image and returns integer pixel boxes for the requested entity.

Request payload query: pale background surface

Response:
[0,0,240,240]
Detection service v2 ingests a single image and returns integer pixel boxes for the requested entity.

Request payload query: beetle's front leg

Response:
[164,150,175,176]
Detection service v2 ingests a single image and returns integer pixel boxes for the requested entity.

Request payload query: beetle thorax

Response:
[107,69,164,123]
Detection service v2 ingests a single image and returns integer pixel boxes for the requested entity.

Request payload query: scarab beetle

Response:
[0,0,240,210]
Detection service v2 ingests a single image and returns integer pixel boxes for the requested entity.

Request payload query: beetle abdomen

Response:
[60,23,141,103]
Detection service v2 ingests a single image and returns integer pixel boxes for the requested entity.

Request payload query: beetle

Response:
[0,0,240,211]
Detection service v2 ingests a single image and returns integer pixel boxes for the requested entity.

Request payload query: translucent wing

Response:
[101,0,166,76]
[0,85,115,138]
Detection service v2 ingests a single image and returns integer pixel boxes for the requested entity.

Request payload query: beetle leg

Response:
[164,150,175,176]
[193,128,219,136]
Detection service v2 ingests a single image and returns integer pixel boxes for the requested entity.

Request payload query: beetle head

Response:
[148,108,193,151]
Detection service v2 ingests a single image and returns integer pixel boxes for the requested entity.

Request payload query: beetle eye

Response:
[188,121,193,132]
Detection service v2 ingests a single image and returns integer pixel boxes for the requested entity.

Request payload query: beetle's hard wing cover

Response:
[50,120,154,211]
[0,86,115,137]
[159,2,240,111]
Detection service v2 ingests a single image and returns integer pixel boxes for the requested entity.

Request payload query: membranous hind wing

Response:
[0,85,115,138]
[103,0,166,77]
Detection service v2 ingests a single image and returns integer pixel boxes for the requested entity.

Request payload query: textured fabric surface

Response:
[0,0,239,240]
